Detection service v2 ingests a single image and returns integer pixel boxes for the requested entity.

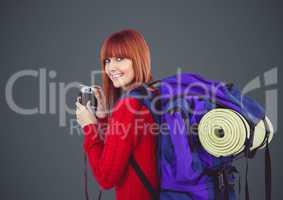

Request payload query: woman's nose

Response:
[108,62,118,73]
[109,67,117,74]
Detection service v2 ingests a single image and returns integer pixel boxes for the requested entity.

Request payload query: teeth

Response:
[112,73,123,78]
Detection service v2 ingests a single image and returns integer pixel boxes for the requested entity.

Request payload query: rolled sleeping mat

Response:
[251,116,274,151]
[198,108,274,157]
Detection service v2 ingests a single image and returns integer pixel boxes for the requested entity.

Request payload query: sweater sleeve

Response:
[96,115,109,137]
[83,97,142,189]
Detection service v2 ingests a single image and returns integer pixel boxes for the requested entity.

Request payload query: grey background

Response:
[0,0,282,199]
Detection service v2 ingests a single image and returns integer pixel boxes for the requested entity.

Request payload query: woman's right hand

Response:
[75,97,97,127]
[91,85,108,119]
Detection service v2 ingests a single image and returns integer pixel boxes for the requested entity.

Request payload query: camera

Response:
[78,85,97,110]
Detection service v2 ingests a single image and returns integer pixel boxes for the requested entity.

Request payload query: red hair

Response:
[99,29,153,110]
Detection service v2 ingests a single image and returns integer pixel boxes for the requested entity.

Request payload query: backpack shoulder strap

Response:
[129,155,159,200]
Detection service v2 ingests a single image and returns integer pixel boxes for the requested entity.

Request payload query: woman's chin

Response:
[112,81,134,91]
[113,83,123,88]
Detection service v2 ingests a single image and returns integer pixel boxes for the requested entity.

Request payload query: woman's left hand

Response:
[75,97,97,128]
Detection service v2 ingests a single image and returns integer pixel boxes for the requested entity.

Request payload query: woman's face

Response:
[105,57,135,90]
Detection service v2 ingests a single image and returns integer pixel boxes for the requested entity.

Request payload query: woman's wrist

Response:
[83,121,96,127]
[96,113,108,120]
[95,111,108,119]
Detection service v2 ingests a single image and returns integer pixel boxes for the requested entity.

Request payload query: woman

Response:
[75,29,159,200]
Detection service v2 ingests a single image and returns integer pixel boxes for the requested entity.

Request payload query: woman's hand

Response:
[75,97,97,128]
[91,85,108,119]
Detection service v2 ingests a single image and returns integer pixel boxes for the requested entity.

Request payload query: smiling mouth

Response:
[111,73,124,79]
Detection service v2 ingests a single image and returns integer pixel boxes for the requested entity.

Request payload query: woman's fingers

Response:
[92,87,106,102]
[91,85,102,95]
[92,88,104,104]
[93,89,100,98]
[86,101,93,112]
[75,101,91,115]
[76,96,82,104]
[75,94,98,126]
[90,86,107,116]
[98,88,106,102]
[75,100,84,111]
[75,108,80,115]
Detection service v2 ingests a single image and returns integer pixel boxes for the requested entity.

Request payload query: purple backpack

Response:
[125,72,272,200]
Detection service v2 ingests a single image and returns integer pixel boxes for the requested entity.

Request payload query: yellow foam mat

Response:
[198,108,273,157]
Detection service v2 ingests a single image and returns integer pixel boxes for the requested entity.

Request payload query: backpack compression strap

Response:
[241,117,272,200]
[263,118,272,200]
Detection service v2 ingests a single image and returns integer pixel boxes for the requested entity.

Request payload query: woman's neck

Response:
[122,82,142,92]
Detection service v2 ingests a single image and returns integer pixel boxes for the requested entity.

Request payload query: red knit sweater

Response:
[83,97,159,200]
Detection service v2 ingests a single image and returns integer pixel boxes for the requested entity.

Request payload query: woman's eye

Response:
[104,58,110,64]
[116,57,123,62]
